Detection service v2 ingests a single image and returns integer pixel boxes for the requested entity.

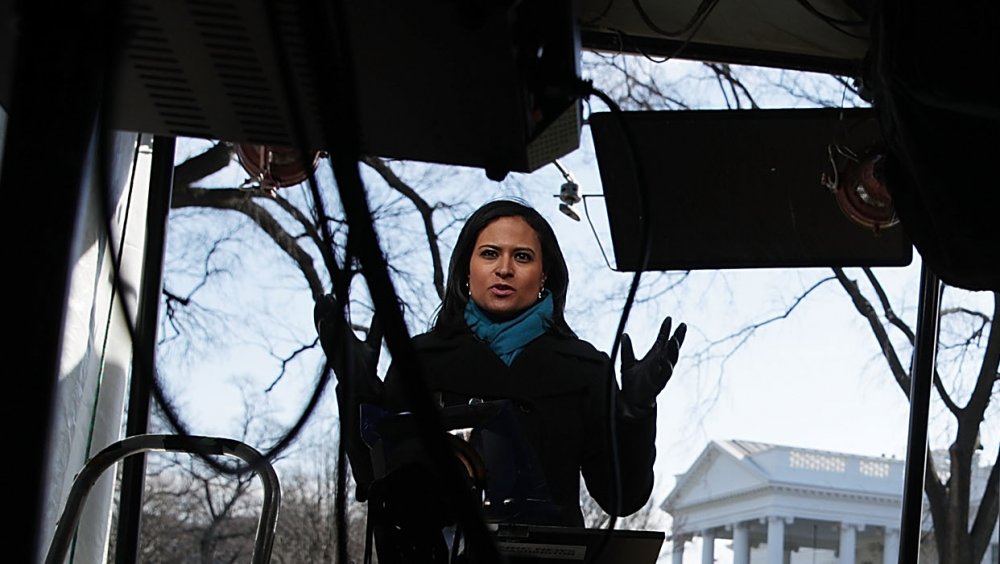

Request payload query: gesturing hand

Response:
[620,317,687,413]
[314,293,383,391]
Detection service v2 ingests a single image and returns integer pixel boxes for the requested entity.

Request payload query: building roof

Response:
[664,439,906,512]
[661,439,909,536]
[661,439,998,550]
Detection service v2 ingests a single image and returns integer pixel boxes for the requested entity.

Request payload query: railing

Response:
[45,434,280,564]
[784,447,902,485]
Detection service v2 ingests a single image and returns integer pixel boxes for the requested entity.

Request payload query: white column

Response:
[672,535,685,564]
[883,527,899,564]
[839,523,858,564]
[767,516,786,564]
[701,529,715,564]
[733,522,751,564]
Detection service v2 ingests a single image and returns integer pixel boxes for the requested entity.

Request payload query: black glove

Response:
[620,317,687,415]
[314,293,382,390]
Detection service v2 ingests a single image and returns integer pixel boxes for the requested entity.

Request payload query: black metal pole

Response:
[114,135,175,564]
[897,261,940,564]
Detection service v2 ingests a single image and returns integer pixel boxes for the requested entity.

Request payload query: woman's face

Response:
[468,215,546,320]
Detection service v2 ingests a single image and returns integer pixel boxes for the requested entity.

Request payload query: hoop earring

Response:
[464,280,471,298]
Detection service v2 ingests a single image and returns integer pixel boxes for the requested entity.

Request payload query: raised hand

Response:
[620,316,687,413]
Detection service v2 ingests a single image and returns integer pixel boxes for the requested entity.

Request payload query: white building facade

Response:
[662,440,999,564]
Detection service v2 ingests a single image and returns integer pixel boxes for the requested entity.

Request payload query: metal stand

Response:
[897,263,941,563]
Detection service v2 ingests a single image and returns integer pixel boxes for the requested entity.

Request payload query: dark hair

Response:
[433,199,575,337]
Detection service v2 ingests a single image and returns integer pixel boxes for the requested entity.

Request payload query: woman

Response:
[316,199,685,551]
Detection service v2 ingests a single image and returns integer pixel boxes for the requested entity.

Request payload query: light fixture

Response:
[235,143,324,192]
[552,159,582,221]
[822,144,898,233]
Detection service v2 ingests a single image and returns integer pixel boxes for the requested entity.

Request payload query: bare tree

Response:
[834,269,998,564]
[133,441,372,564]
[270,413,371,564]
[131,396,373,564]
[137,451,260,564]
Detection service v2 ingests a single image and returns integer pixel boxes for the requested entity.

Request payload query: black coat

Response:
[339,329,658,527]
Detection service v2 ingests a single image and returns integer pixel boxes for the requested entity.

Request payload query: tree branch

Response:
[863,267,915,343]
[362,156,446,299]
[832,267,911,397]
[963,292,1000,417]
[695,276,836,379]
[705,63,759,109]
[862,268,962,414]
[174,142,234,187]
[170,185,325,299]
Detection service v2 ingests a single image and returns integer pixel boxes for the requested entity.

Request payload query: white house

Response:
[662,439,999,564]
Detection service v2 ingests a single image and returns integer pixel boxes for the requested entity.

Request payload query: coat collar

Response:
[413,330,606,364]
[406,330,609,400]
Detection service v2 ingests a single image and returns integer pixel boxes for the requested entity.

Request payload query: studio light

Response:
[822,144,898,233]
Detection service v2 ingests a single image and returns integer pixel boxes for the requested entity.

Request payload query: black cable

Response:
[256,2,359,562]
[582,195,616,271]
[330,82,506,564]
[613,27,671,64]
[578,83,654,562]
[587,1,719,64]
[582,0,616,26]
[631,0,720,39]
[291,1,503,563]
[796,0,869,39]
[610,6,715,67]
[797,0,866,25]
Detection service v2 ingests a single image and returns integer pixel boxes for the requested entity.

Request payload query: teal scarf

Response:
[465,291,553,366]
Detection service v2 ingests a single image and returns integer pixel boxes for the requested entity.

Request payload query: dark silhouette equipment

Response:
[359,400,572,563]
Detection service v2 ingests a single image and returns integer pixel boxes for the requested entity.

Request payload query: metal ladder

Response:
[45,434,281,564]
